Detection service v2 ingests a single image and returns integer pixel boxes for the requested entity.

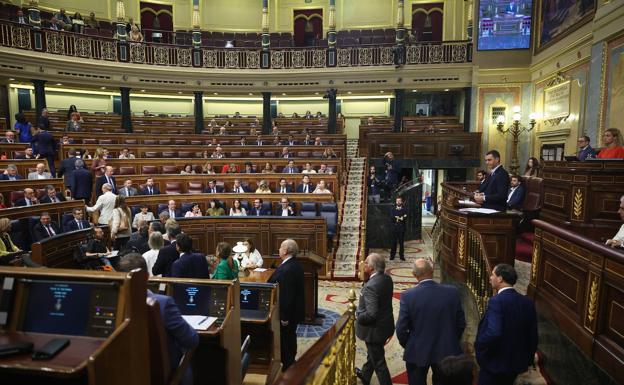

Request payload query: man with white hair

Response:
[606,195,624,248]
[355,253,395,385]
[268,239,305,370]
[86,183,117,225]
[27,163,52,180]
[396,257,465,385]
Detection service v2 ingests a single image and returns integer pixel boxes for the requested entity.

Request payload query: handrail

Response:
[465,229,493,316]
[273,289,357,385]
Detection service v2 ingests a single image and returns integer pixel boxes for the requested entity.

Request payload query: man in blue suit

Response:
[118,253,199,385]
[64,208,91,232]
[70,159,93,202]
[249,198,271,216]
[171,233,210,279]
[474,150,510,211]
[475,263,538,385]
[396,257,466,385]
[506,175,526,210]
[31,125,57,176]
[58,149,83,191]
[576,135,596,160]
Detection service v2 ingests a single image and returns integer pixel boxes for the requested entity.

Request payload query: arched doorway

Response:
[412,3,444,42]
[140,1,173,43]
[293,9,323,47]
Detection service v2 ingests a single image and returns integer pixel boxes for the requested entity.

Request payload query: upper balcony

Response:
[0,21,472,71]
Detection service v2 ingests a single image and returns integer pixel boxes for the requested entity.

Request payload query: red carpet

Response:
[515,232,534,263]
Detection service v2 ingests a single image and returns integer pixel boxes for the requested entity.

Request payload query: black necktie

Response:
[148,187,152,195]
[77,220,83,229]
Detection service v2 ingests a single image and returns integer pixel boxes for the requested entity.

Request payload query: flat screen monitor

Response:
[240,287,260,311]
[20,279,118,337]
[172,284,212,316]
[477,0,532,51]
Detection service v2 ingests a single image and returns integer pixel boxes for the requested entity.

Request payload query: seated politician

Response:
[506,175,525,211]
[32,212,62,242]
[118,253,199,385]
[0,218,22,258]
[606,195,624,250]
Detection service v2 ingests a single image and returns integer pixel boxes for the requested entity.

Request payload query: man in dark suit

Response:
[118,253,198,385]
[139,177,161,195]
[275,197,296,216]
[268,239,305,370]
[474,150,510,211]
[295,175,315,193]
[64,208,91,232]
[39,185,67,204]
[32,212,62,242]
[0,164,22,181]
[577,135,596,160]
[286,135,297,146]
[249,198,271,216]
[203,180,224,194]
[58,149,83,190]
[14,188,38,207]
[171,234,210,279]
[276,178,293,194]
[125,225,150,254]
[255,135,264,146]
[390,196,407,261]
[30,125,57,177]
[396,257,466,385]
[506,175,526,210]
[229,179,249,193]
[160,200,182,219]
[355,253,395,385]
[282,160,299,174]
[71,159,93,202]
[475,264,538,385]
[95,166,117,197]
[152,223,182,277]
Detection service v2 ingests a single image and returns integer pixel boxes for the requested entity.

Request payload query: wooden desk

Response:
[0,159,50,179]
[0,178,66,207]
[240,268,276,283]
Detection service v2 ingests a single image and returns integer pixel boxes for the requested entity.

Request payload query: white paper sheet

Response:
[458,208,499,214]
[253,268,268,272]
[182,315,217,330]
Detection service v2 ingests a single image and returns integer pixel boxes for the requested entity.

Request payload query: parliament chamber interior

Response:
[0,0,623,385]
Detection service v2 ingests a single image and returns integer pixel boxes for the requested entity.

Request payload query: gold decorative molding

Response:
[573,188,583,219]
[458,230,465,263]
[598,41,608,135]
[531,243,540,282]
[587,276,599,323]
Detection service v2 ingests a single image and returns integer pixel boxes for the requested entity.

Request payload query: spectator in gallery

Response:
[292,112,299,118]
[14,113,32,143]
[125,17,140,34]
[206,200,225,216]
[71,12,84,33]
[13,9,28,25]
[229,199,247,216]
[86,12,100,29]
[128,25,144,42]
[54,8,72,30]
[523,157,540,177]
[576,135,596,160]
[597,128,624,159]
[48,16,61,30]
[233,112,242,118]
[277,112,285,118]
[184,203,203,218]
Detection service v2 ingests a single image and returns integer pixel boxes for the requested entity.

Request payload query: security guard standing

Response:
[390,196,407,261]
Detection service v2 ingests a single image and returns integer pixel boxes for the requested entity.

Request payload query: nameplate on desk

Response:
[182,315,217,330]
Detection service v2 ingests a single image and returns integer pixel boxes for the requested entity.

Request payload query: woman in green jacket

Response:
[212,242,239,280]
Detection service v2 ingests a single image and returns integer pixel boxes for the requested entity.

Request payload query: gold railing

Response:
[465,229,493,316]
[0,21,472,69]
[273,290,357,385]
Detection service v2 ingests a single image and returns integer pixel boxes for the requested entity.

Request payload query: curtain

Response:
[293,9,323,47]
[412,3,444,42]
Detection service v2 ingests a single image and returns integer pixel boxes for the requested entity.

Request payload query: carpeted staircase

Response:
[332,139,366,278]
[516,231,535,263]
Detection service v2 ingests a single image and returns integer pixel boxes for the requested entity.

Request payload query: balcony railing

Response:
[0,21,472,69]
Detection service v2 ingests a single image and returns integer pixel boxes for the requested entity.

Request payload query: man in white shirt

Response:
[86,183,117,225]
[606,195,624,249]
[506,175,525,210]
[28,163,52,180]
[301,163,317,174]
[277,197,295,216]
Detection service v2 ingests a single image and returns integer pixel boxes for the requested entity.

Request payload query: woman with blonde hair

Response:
[313,180,332,194]
[142,231,164,276]
[212,242,239,280]
[111,195,132,250]
[255,180,272,193]
[597,128,624,159]
[0,218,21,257]
[91,147,107,176]
[202,161,216,174]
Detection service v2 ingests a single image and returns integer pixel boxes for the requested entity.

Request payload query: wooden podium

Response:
[245,252,325,325]
[440,182,520,282]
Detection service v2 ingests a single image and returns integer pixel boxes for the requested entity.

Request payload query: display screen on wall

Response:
[477,1,533,50]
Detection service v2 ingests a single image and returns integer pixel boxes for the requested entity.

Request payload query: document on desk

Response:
[182,315,217,330]
[253,268,268,272]
[105,250,119,258]
[459,208,499,214]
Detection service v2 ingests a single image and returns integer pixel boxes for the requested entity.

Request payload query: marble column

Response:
[191,2,202,66]
[194,91,204,134]
[262,92,271,134]
[393,89,405,132]
[394,0,406,66]
[327,0,337,67]
[32,79,46,128]
[261,0,270,68]
[116,0,128,62]
[327,89,337,134]
[120,87,132,132]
